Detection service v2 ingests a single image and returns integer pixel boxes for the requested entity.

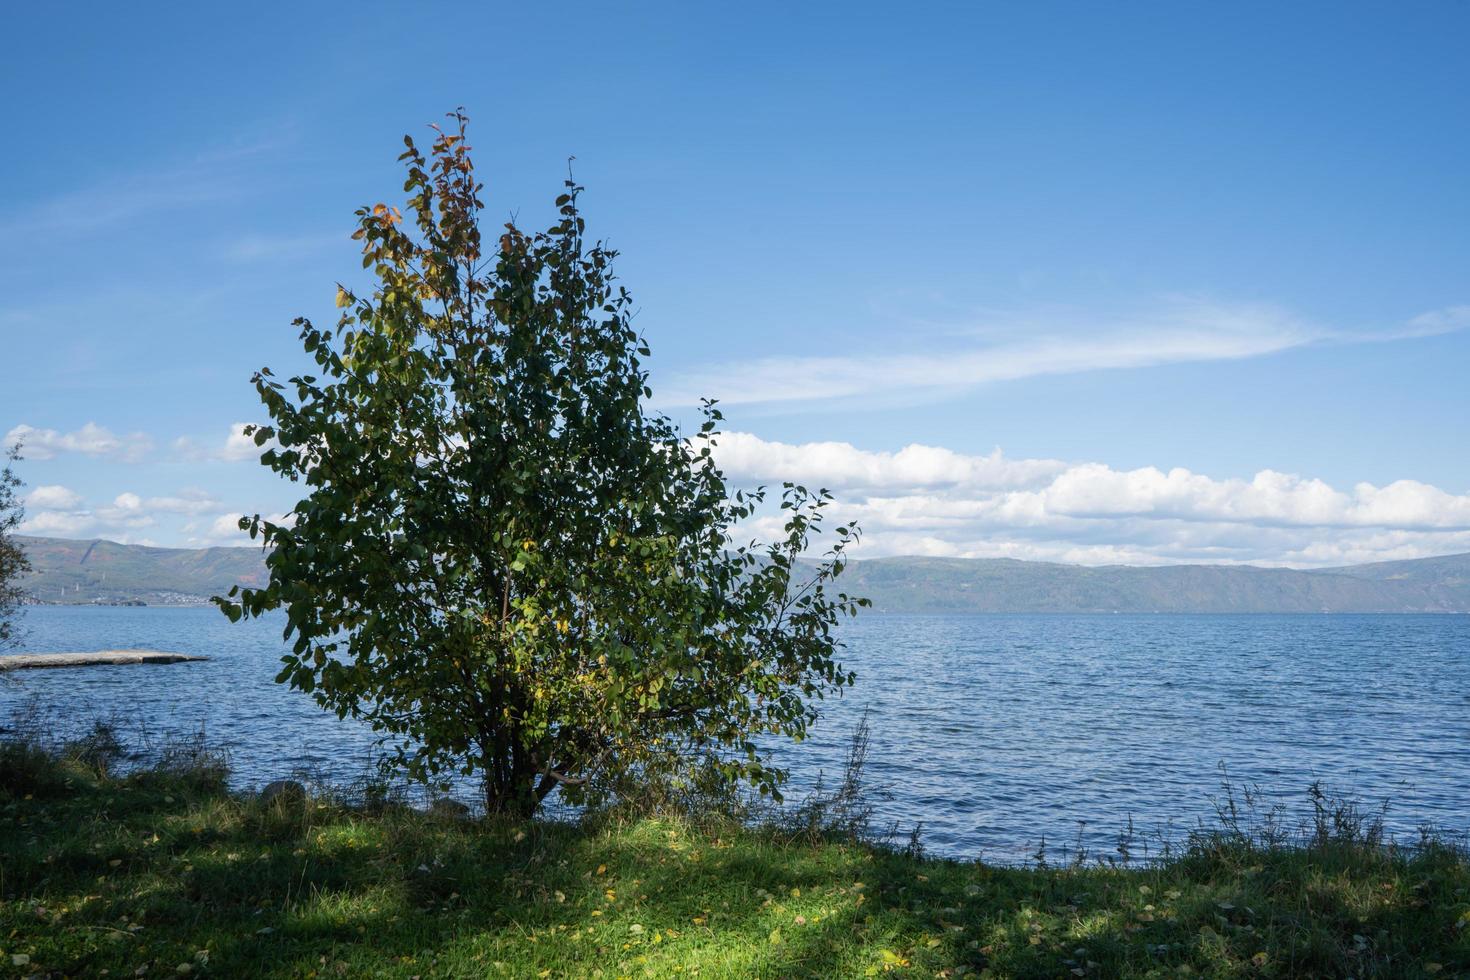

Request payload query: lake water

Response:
[6,606,1469,862]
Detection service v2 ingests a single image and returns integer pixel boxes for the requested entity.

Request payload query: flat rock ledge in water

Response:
[0,650,210,671]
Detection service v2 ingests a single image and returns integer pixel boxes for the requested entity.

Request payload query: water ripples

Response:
[6,607,1468,861]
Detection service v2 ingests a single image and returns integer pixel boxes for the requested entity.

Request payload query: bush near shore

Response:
[3,735,1469,979]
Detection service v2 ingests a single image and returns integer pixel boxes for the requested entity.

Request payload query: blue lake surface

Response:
[5,606,1469,862]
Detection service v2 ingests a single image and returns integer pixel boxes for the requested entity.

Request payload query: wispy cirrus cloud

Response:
[222,230,348,263]
[0,133,288,240]
[656,301,1470,407]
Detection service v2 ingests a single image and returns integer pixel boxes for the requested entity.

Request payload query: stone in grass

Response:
[428,798,472,820]
[259,780,307,805]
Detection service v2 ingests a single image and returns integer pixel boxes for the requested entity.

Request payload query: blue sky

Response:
[3,1,1469,565]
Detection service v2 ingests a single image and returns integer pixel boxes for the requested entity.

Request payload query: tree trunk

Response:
[482,741,541,818]
[484,772,539,818]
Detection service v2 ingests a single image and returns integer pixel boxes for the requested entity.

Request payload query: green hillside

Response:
[1317,552,1470,608]
[14,535,1470,612]
[16,536,269,606]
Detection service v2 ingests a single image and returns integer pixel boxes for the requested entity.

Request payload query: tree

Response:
[218,112,866,817]
[0,444,32,651]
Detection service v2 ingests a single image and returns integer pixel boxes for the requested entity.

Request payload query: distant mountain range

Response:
[16,536,270,607]
[14,534,1470,613]
[836,552,1470,613]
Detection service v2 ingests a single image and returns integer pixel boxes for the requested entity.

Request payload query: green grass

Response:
[3,754,1469,978]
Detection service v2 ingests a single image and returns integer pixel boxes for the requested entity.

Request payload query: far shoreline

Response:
[18,601,1470,616]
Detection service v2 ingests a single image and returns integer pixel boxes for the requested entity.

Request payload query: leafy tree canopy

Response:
[218,112,866,816]
[0,446,31,652]
[0,445,31,651]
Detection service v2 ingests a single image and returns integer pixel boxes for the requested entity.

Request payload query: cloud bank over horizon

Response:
[710,432,1470,568]
[9,418,1470,567]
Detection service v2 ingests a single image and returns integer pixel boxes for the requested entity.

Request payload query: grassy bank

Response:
[3,747,1469,978]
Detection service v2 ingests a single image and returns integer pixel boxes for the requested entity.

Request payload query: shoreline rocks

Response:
[260,780,307,804]
[0,650,210,671]
[429,798,472,820]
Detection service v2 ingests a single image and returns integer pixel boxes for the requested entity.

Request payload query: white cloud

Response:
[102,490,220,517]
[176,423,278,463]
[25,485,83,509]
[208,513,247,540]
[712,431,1065,492]
[19,505,155,539]
[1019,465,1470,529]
[17,487,223,543]
[142,490,223,515]
[184,510,292,548]
[5,422,154,463]
[220,423,267,461]
[656,302,1470,407]
[20,510,101,537]
[712,432,1470,567]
